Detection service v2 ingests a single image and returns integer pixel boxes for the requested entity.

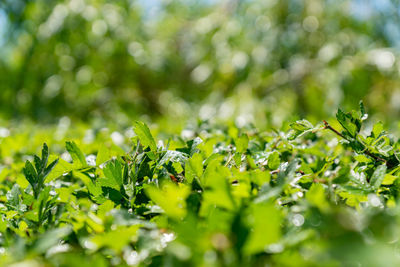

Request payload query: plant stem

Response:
[323,120,345,139]
[363,149,387,164]
[323,120,387,164]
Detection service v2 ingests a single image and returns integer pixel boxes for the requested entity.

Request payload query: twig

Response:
[323,120,345,139]
[323,120,387,164]
[363,149,387,164]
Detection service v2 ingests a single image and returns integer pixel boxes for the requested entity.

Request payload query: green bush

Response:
[1,104,400,266]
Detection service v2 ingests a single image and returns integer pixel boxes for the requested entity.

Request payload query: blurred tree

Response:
[0,0,399,125]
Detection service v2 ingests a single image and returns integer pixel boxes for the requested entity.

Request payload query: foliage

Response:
[1,1,400,265]
[1,104,400,266]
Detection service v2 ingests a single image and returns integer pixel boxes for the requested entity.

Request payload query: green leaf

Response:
[250,169,270,186]
[96,144,125,166]
[187,137,203,156]
[34,155,42,174]
[333,165,350,184]
[359,101,368,121]
[145,182,190,220]
[44,158,74,183]
[370,164,387,190]
[96,145,110,166]
[336,108,359,137]
[372,122,384,138]
[41,143,49,172]
[185,153,203,184]
[0,218,7,233]
[201,160,235,211]
[306,183,329,211]
[288,119,314,140]
[99,160,124,190]
[66,141,88,167]
[276,159,299,186]
[6,184,21,207]
[23,160,38,186]
[348,140,365,153]
[354,155,372,163]
[89,225,141,252]
[43,158,59,179]
[172,161,183,174]
[157,150,188,167]
[382,174,398,185]
[243,203,281,254]
[24,159,37,178]
[177,137,203,156]
[235,133,249,154]
[268,151,280,170]
[79,171,105,202]
[290,119,313,132]
[134,121,157,152]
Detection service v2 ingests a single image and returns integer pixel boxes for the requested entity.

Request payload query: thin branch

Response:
[363,149,387,164]
[323,120,345,139]
[323,120,387,164]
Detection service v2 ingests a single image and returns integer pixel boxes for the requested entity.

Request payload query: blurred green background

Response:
[1,0,400,128]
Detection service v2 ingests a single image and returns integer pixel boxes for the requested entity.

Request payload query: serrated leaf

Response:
[99,160,124,190]
[336,108,358,137]
[134,121,157,152]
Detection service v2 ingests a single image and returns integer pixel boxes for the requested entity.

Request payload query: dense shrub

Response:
[1,104,400,266]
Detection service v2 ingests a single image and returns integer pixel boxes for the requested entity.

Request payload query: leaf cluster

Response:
[1,109,400,266]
